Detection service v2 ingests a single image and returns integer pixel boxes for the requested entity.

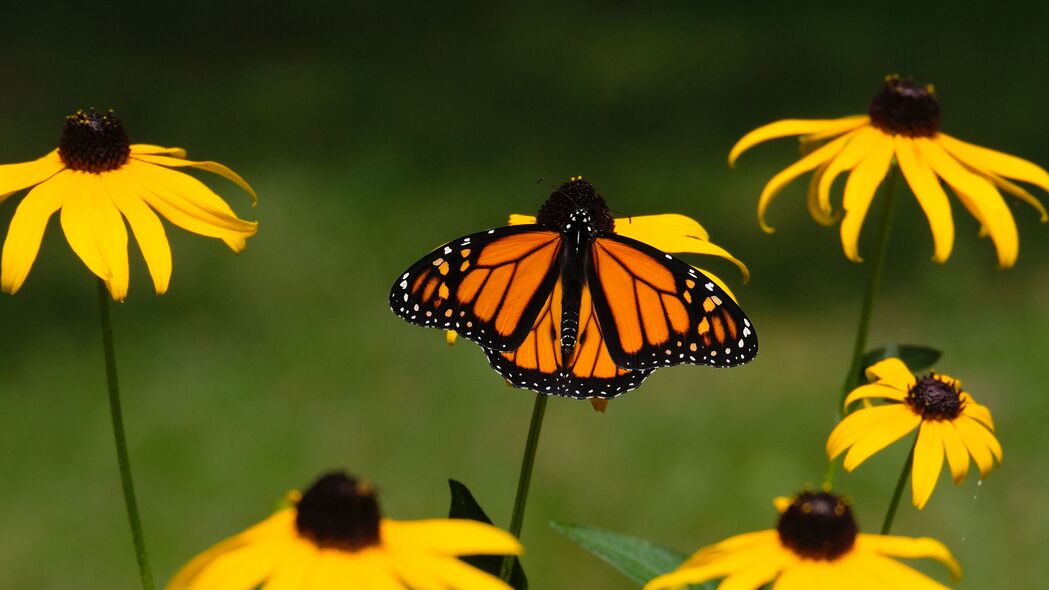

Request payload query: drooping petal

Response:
[911,421,945,509]
[103,171,172,294]
[384,549,450,590]
[974,167,1048,221]
[120,160,257,250]
[728,116,867,166]
[716,556,789,590]
[0,150,65,202]
[406,552,512,590]
[843,384,908,408]
[130,144,188,158]
[842,411,921,471]
[934,420,971,484]
[770,561,825,590]
[381,519,522,556]
[863,358,916,391]
[333,550,405,590]
[89,175,131,301]
[1,170,72,293]
[170,540,292,590]
[857,534,961,580]
[954,415,1003,471]
[853,553,955,590]
[960,394,995,429]
[59,178,113,281]
[839,133,894,262]
[826,404,915,460]
[806,162,839,226]
[260,543,318,590]
[938,133,1049,195]
[131,153,257,205]
[758,131,857,233]
[799,116,872,145]
[818,127,881,214]
[895,136,954,263]
[916,138,1018,268]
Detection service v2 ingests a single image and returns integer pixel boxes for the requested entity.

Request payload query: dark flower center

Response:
[58,109,131,173]
[535,176,615,234]
[906,374,964,420]
[295,472,382,551]
[776,491,857,560]
[868,75,941,137]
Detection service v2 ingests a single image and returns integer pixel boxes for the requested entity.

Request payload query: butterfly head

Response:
[536,176,614,236]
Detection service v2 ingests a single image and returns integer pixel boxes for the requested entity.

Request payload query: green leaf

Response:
[447,480,527,590]
[861,344,942,379]
[551,521,716,589]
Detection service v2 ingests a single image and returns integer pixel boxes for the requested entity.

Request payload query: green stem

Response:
[499,393,549,582]
[825,166,900,489]
[881,436,916,535]
[97,279,156,590]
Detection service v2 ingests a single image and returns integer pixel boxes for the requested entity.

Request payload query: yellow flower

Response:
[827,358,1002,509]
[0,109,258,300]
[645,490,961,590]
[168,472,523,590]
[730,75,1049,268]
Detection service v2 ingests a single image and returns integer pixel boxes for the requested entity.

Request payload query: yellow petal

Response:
[728,116,867,166]
[260,544,318,590]
[92,178,132,302]
[130,144,188,158]
[852,552,956,589]
[132,153,257,205]
[935,421,971,485]
[445,330,458,345]
[954,415,1003,473]
[1,170,71,294]
[613,213,710,243]
[0,150,65,202]
[757,131,857,233]
[59,178,114,281]
[381,519,522,556]
[911,421,944,509]
[806,162,839,226]
[895,137,954,263]
[840,133,894,262]
[103,171,172,295]
[799,116,871,145]
[508,214,535,225]
[961,394,994,430]
[842,411,920,471]
[404,552,512,590]
[172,540,292,590]
[843,384,908,408]
[120,160,257,250]
[864,358,916,391]
[971,166,1048,222]
[938,133,1049,195]
[826,404,915,460]
[383,549,447,590]
[767,560,824,590]
[818,126,881,214]
[695,266,738,302]
[917,138,1018,268]
[857,534,961,580]
[717,559,787,590]
[335,550,405,590]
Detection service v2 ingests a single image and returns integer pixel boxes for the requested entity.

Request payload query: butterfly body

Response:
[390,178,757,399]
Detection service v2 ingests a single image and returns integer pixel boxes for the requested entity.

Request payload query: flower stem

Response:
[97,279,156,590]
[881,436,916,535]
[499,392,549,582]
[825,165,900,488]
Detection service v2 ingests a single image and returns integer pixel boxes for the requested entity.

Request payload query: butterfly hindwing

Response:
[485,279,653,399]
[587,233,757,370]
[390,225,563,352]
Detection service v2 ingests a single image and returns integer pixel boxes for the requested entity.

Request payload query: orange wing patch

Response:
[588,235,757,370]
[486,281,652,399]
[391,226,563,351]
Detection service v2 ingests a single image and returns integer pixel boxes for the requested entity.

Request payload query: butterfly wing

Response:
[390,225,564,351]
[587,234,757,370]
[486,279,653,399]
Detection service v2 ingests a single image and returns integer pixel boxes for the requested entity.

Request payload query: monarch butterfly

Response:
[390,177,757,399]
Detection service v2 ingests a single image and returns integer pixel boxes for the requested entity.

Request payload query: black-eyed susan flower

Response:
[168,472,522,590]
[827,358,1002,509]
[0,109,257,300]
[644,490,961,590]
[730,75,1049,267]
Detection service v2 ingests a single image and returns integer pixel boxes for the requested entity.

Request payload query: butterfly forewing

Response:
[486,279,653,398]
[587,234,757,370]
[390,225,563,352]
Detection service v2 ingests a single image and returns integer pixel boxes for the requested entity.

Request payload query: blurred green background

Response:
[1,2,1046,588]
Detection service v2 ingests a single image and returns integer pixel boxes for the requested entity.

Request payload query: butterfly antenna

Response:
[609,208,634,222]
[536,176,581,208]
